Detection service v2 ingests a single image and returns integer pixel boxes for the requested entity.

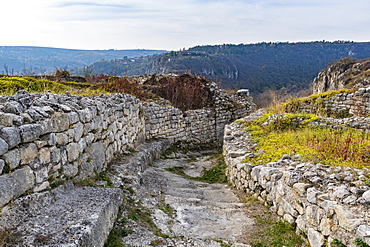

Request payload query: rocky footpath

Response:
[109,148,254,247]
[223,111,370,247]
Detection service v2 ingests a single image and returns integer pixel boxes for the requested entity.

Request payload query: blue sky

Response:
[2,0,370,50]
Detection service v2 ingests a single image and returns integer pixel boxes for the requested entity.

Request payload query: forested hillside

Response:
[0,46,166,76]
[87,41,370,94]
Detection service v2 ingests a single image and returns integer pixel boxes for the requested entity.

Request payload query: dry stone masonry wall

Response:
[223,111,370,247]
[297,86,370,117]
[0,84,255,208]
[0,91,145,207]
[144,82,255,144]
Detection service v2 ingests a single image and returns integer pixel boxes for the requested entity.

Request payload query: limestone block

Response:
[50,146,61,164]
[292,183,310,196]
[283,214,295,225]
[280,197,298,217]
[34,140,48,148]
[320,200,337,217]
[68,111,80,124]
[319,217,332,236]
[307,187,321,203]
[52,112,70,132]
[35,167,49,183]
[19,124,43,143]
[334,205,363,232]
[85,133,95,144]
[356,225,370,244]
[74,122,84,142]
[3,101,24,114]
[56,133,69,146]
[33,181,50,192]
[333,186,351,199]
[250,166,261,181]
[78,138,87,153]
[78,108,92,123]
[61,149,68,165]
[0,166,35,207]
[42,106,54,114]
[362,190,370,201]
[308,228,325,247]
[296,215,308,232]
[66,143,80,162]
[0,127,21,148]
[86,142,105,172]
[0,159,4,173]
[2,149,21,169]
[77,160,95,179]
[45,133,57,146]
[0,112,15,126]
[63,161,79,177]
[59,104,72,112]
[0,137,9,156]
[39,147,51,164]
[306,205,325,226]
[20,143,38,165]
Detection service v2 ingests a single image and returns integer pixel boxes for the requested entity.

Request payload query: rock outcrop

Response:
[313,57,370,94]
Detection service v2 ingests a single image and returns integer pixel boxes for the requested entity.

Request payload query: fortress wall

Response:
[223,113,370,247]
[0,88,255,207]
[0,91,145,207]
[296,87,370,117]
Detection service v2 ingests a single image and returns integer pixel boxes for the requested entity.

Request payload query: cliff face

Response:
[313,57,370,94]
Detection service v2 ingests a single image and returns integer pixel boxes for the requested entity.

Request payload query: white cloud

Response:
[1,0,369,50]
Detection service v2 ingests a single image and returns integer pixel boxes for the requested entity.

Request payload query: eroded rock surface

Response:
[0,184,123,247]
[112,150,253,247]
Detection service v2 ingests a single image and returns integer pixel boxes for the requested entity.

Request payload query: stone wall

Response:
[0,85,255,207]
[0,91,145,207]
[295,86,370,117]
[223,112,370,247]
[144,82,255,144]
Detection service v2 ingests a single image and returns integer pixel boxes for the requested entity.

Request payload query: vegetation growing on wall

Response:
[0,73,218,113]
[281,88,354,115]
[242,113,370,168]
[0,75,103,96]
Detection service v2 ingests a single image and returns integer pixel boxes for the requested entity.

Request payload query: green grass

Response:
[104,228,133,247]
[164,153,228,184]
[281,88,355,115]
[243,113,370,168]
[0,75,104,96]
[73,172,114,187]
[250,221,304,247]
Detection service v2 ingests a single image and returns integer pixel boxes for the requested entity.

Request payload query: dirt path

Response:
[111,150,254,247]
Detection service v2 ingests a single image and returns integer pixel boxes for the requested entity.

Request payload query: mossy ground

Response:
[0,75,104,96]
[242,113,370,169]
[164,153,228,184]
[242,196,305,247]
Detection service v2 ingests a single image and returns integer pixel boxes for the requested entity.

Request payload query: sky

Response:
[1,0,370,51]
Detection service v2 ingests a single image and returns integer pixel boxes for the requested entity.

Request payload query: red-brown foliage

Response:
[145,74,211,111]
[99,77,154,100]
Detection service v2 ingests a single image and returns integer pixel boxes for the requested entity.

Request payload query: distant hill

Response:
[0,46,167,76]
[87,41,370,94]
